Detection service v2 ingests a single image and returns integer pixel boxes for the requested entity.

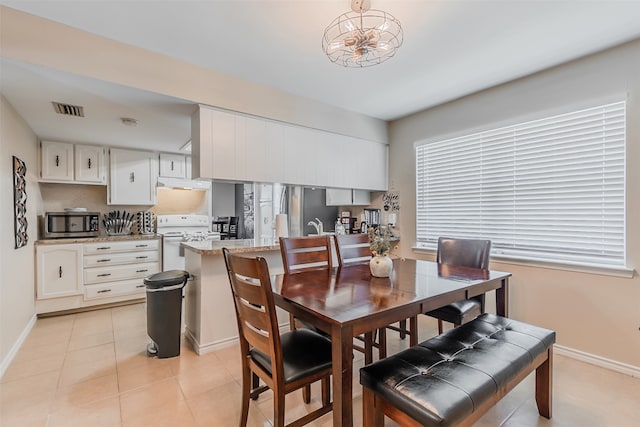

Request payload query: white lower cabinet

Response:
[83,239,160,301]
[35,238,161,314]
[84,278,148,300]
[36,244,83,299]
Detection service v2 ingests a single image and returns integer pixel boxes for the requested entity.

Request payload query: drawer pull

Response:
[136,256,148,259]
[96,259,111,263]
[96,246,111,250]
[135,244,149,248]
[136,269,149,273]
[97,273,111,277]
[97,289,112,294]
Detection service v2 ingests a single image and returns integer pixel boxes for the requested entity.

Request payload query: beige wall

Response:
[0,6,387,144]
[0,95,41,372]
[389,39,640,368]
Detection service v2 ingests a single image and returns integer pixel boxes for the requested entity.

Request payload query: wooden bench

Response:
[360,313,556,427]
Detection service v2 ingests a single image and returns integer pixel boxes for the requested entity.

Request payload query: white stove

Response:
[156,214,221,270]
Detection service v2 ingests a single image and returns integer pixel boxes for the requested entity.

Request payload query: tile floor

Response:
[1,302,639,426]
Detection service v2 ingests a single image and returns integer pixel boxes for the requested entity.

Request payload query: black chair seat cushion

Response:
[296,318,331,338]
[360,313,556,427]
[250,328,332,384]
[425,298,481,325]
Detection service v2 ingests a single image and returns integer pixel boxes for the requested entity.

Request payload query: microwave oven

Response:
[44,211,100,239]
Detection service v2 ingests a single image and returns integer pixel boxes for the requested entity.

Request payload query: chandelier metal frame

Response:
[322,0,403,68]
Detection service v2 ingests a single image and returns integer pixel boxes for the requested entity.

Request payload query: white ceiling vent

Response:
[52,102,84,117]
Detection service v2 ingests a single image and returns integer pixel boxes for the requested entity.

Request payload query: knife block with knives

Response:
[104,210,134,235]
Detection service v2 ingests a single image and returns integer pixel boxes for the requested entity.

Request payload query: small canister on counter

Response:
[137,211,155,235]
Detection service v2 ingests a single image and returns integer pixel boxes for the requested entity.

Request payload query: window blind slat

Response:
[415,101,626,266]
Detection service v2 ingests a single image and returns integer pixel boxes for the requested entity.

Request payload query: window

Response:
[415,101,626,267]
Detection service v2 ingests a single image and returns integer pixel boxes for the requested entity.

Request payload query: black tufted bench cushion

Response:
[360,313,556,427]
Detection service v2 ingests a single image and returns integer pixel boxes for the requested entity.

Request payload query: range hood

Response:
[157,177,211,190]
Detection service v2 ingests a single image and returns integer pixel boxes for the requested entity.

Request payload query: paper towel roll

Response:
[275,214,289,238]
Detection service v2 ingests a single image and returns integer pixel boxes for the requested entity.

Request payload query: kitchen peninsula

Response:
[182,238,286,354]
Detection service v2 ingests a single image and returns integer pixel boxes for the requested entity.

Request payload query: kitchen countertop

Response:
[35,234,160,245]
[181,238,280,255]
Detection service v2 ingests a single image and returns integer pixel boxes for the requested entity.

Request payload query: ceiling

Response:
[2,1,640,153]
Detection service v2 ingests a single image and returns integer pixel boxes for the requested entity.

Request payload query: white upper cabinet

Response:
[366,141,389,191]
[263,121,285,183]
[75,144,106,184]
[159,153,186,178]
[41,141,106,184]
[326,188,353,206]
[108,148,158,205]
[40,141,74,182]
[191,105,388,191]
[192,106,237,181]
[185,155,192,179]
[326,188,371,206]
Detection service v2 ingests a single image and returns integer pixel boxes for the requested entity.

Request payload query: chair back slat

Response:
[437,237,492,270]
[223,249,282,371]
[279,236,333,273]
[236,297,271,337]
[335,234,372,267]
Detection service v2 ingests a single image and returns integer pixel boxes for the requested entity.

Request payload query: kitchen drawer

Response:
[84,251,159,268]
[84,239,159,255]
[84,262,160,284]
[84,278,147,300]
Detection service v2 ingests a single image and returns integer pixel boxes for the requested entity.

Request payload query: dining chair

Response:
[424,237,492,334]
[279,235,333,274]
[219,216,239,239]
[222,248,333,427]
[334,233,388,364]
[279,235,333,402]
[279,235,333,332]
[212,216,228,232]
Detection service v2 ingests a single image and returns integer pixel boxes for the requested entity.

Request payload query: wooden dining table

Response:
[271,258,511,427]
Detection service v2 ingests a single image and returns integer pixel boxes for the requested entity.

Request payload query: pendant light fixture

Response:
[322,0,403,68]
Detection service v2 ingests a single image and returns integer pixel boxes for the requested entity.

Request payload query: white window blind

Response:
[415,101,626,267]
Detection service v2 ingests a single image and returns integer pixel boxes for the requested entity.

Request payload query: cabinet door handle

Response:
[88,158,92,169]
[55,155,60,167]
[59,266,62,278]
[130,172,135,183]
[136,269,148,273]
[97,289,112,294]
[97,273,111,277]
[135,244,149,248]
[96,259,111,263]
[96,246,111,250]
[136,256,148,259]
[171,160,174,171]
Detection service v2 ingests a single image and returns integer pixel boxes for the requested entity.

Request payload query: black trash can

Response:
[144,270,190,358]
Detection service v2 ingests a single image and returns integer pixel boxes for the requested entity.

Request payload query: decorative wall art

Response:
[12,156,28,249]
[382,192,400,212]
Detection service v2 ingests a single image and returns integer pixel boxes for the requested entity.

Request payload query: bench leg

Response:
[535,346,553,419]
[362,387,384,427]
[409,315,418,346]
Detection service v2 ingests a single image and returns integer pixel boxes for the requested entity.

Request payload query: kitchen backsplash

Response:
[39,183,209,238]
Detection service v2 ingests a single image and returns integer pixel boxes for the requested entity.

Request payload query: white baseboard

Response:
[184,329,238,355]
[554,344,640,378]
[0,314,37,379]
[184,322,291,356]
